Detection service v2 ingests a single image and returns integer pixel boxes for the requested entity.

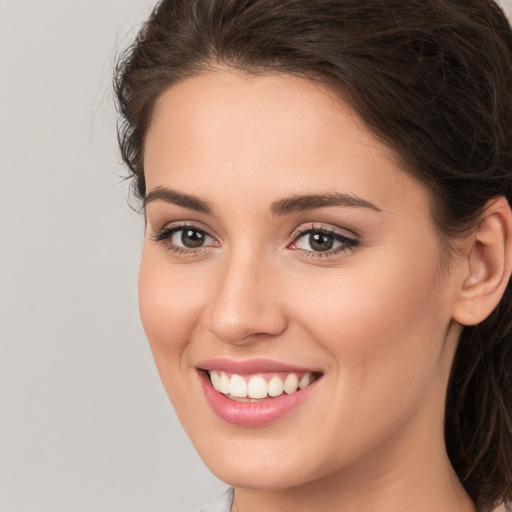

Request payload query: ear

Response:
[453,196,512,326]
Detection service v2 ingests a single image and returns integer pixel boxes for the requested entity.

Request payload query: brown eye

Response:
[152,225,217,252]
[180,228,207,248]
[308,232,334,252]
[292,228,358,255]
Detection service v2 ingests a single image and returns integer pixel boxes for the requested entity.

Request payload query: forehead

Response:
[144,70,431,220]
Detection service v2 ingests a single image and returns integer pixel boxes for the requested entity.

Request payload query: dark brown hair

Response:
[114,1,512,509]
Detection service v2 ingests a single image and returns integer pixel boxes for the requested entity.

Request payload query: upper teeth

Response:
[208,370,314,399]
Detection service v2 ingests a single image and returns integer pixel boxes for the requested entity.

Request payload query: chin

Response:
[204,453,318,491]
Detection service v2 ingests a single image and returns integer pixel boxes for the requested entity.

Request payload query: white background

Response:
[1,0,511,511]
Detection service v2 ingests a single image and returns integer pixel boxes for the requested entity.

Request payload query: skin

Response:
[140,70,478,512]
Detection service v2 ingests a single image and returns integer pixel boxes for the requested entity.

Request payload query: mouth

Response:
[206,369,321,402]
[197,359,323,426]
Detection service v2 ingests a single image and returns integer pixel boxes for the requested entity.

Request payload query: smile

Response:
[198,359,323,426]
[207,370,317,401]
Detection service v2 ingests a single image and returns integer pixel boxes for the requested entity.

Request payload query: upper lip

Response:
[197,358,321,375]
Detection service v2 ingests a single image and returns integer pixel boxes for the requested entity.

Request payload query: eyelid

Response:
[150,220,359,258]
[288,222,360,256]
[290,222,358,241]
[151,221,220,254]
[151,220,218,239]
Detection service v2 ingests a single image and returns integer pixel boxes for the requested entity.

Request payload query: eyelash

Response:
[290,223,360,258]
[151,223,215,255]
[151,222,360,258]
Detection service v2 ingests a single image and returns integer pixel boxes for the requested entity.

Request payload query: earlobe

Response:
[453,197,512,326]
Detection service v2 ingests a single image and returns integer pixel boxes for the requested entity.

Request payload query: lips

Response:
[197,358,322,426]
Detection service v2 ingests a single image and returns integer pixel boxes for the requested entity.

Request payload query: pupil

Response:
[182,229,205,248]
[310,232,333,251]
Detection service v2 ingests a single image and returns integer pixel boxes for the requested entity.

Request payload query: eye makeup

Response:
[151,220,360,259]
[151,222,219,256]
[288,222,360,258]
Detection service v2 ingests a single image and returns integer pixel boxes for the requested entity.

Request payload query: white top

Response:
[197,488,511,512]
[197,488,234,512]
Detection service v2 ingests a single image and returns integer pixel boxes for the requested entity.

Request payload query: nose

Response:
[205,251,288,345]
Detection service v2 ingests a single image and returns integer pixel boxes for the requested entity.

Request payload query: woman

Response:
[114,1,512,511]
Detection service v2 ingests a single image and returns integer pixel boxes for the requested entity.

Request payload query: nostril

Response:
[207,309,289,346]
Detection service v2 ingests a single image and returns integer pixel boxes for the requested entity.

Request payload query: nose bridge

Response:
[206,245,287,344]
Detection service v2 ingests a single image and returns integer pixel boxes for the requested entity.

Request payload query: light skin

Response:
[140,70,512,512]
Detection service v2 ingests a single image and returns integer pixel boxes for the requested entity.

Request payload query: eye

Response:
[171,227,210,248]
[152,224,217,252]
[290,225,359,255]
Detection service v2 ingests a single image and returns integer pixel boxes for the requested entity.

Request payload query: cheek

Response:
[292,248,449,400]
[138,248,212,425]
[138,248,203,362]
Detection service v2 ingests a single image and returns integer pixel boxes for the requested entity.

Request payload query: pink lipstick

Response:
[197,358,322,426]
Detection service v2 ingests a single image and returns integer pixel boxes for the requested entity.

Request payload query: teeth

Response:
[208,370,316,400]
[268,375,284,397]
[247,376,267,399]
[229,374,248,397]
[299,373,311,389]
[210,370,221,390]
[283,373,299,394]
[219,372,230,394]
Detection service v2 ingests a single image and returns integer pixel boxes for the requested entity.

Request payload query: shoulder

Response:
[493,502,512,512]
[197,488,234,512]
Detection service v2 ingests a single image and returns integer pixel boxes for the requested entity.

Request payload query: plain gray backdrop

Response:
[0,1,224,511]
[1,0,511,511]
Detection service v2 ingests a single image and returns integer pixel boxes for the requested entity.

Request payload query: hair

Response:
[114,1,512,509]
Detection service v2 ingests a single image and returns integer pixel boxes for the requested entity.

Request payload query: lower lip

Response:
[199,371,320,426]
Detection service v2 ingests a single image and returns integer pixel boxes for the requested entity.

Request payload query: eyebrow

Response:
[144,186,213,214]
[143,187,381,216]
[270,193,382,216]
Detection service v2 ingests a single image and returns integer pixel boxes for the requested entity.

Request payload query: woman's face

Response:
[140,71,464,490]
